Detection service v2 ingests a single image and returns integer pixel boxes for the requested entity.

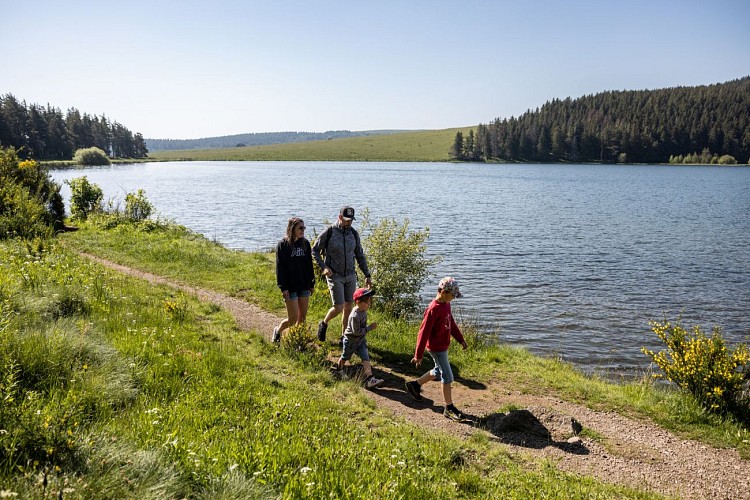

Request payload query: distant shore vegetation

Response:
[0,93,147,160]
[3,77,749,165]
[451,76,750,165]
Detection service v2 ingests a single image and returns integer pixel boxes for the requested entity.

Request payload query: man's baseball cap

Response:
[438,276,463,298]
[353,287,375,302]
[340,206,355,220]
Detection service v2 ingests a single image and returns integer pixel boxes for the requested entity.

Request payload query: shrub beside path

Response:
[81,252,750,499]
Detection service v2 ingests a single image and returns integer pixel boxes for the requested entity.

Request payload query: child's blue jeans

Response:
[428,350,454,384]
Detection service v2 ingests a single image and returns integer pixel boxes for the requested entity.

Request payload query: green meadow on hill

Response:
[146,128,473,162]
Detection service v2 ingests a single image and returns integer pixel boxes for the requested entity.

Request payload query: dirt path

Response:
[83,252,750,499]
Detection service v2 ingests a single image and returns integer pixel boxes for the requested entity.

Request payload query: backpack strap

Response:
[324,225,333,251]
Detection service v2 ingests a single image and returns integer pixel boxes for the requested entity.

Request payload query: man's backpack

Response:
[322,224,361,254]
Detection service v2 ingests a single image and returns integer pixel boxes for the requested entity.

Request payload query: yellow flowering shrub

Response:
[643,319,750,415]
[18,159,38,169]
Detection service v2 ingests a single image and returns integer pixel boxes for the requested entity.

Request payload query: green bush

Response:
[66,176,103,220]
[0,147,64,237]
[0,182,54,240]
[280,322,328,368]
[124,189,153,221]
[643,319,750,417]
[72,147,111,166]
[717,154,738,165]
[358,210,442,317]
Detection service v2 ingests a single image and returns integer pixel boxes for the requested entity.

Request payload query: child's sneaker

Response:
[271,326,281,343]
[443,405,469,422]
[317,321,328,342]
[405,380,423,401]
[364,376,384,389]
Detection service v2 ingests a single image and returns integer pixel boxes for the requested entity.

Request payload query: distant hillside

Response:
[146,128,473,162]
[455,76,750,164]
[145,130,409,151]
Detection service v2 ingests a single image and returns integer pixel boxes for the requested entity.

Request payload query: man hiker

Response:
[312,206,372,342]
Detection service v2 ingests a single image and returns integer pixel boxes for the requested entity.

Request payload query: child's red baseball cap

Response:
[353,287,375,302]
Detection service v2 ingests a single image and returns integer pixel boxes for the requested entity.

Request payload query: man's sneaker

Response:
[271,326,281,343]
[317,321,327,342]
[443,406,469,422]
[364,376,384,389]
[405,380,423,401]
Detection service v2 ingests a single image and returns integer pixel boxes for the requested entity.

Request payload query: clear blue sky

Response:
[3,0,749,139]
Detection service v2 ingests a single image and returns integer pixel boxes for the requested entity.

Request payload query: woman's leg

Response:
[297,296,310,324]
[284,298,299,330]
[275,318,289,333]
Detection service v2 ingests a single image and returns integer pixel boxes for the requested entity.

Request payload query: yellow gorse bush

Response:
[18,159,38,169]
[643,319,750,414]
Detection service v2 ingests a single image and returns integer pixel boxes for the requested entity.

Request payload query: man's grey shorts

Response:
[326,273,357,305]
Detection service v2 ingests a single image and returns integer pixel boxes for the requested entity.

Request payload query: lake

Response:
[50,161,750,377]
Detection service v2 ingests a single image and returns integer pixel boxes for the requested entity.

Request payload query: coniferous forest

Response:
[453,77,750,164]
[0,94,147,160]
[4,77,749,164]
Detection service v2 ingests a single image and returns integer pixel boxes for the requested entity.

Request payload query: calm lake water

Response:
[51,161,750,377]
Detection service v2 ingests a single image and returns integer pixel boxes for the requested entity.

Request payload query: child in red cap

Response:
[335,287,384,389]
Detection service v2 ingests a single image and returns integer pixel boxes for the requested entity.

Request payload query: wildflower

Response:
[300,466,313,474]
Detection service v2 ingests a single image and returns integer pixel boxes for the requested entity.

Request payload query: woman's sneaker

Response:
[443,405,469,422]
[364,376,384,389]
[271,326,281,343]
[317,321,327,342]
[405,380,423,401]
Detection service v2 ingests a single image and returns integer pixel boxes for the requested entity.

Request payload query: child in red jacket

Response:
[405,277,469,421]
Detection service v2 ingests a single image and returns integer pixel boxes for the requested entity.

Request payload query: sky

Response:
[3,0,749,140]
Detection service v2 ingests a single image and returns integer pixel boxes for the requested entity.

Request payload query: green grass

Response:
[63,219,750,450]
[0,233,658,499]
[3,218,749,497]
[59,218,750,456]
[146,128,474,162]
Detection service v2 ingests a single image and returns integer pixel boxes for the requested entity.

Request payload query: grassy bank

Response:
[2,219,748,498]
[146,128,473,163]
[59,220,750,452]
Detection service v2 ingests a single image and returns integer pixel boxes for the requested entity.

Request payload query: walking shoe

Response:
[317,321,327,342]
[405,380,423,401]
[443,406,469,422]
[364,376,384,389]
[271,326,281,343]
